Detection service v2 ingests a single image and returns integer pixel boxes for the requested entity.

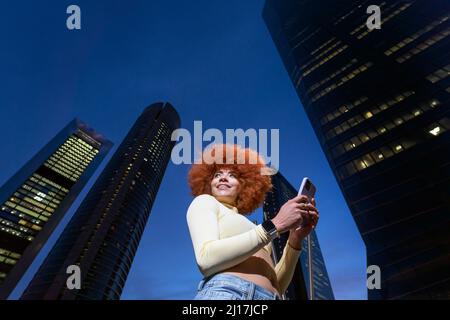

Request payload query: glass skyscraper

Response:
[263,172,335,300]
[0,119,112,299]
[263,0,450,299]
[21,102,180,300]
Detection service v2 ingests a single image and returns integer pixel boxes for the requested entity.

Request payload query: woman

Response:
[186,144,319,300]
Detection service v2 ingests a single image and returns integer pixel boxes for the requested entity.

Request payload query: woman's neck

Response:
[216,198,238,212]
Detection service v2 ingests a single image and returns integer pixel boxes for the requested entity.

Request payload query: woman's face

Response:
[211,168,240,206]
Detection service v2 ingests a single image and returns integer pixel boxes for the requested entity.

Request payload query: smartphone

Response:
[298,177,316,202]
[297,177,316,229]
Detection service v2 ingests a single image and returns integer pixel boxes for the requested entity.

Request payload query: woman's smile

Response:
[211,169,240,204]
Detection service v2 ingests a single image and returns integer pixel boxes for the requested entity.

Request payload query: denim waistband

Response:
[197,273,283,300]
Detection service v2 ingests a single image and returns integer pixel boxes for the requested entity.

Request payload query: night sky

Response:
[1,0,366,299]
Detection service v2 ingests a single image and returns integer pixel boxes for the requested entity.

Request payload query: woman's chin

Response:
[213,194,235,202]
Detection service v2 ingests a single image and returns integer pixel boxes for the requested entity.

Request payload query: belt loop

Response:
[197,275,212,291]
[197,279,205,292]
[247,281,256,300]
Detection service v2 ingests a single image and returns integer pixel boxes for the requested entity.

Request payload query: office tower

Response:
[21,102,180,300]
[263,172,335,300]
[0,120,112,299]
[263,0,450,299]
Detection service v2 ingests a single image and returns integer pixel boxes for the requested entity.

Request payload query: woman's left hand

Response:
[288,198,319,250]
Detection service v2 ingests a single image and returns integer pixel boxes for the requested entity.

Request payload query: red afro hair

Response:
[187,144,273,215]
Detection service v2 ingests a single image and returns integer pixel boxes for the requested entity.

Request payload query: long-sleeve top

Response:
[186,194,301,294]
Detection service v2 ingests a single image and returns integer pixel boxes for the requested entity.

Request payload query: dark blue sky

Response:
[1,1,366,299]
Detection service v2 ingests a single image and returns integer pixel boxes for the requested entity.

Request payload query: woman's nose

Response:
[219,177,228,182]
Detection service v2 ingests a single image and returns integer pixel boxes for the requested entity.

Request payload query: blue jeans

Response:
[194,273,283,300]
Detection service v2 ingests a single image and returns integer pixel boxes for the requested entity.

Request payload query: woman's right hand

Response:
[271,195,310,234]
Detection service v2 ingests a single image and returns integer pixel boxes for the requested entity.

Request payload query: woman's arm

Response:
[187,194,272,277]
[274,241,302,295]
[274,198,319,294]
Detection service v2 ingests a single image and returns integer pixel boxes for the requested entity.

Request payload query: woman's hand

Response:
[271,195,310,234]
[288,198,319,250]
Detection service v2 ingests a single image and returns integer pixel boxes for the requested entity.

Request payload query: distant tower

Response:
[264,0,450,299]
[21,102,180,300]
[0,120,112,299]
[263,172,334,300]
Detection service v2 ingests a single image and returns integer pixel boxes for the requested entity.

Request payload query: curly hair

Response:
[187,144,273,215]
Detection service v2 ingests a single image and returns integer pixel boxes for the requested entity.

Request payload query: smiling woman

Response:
[186,144,320,300]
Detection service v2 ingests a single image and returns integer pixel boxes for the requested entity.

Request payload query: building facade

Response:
[263,172,335,300]
[21,102,180,300]
[263,0,450,299]
[0,119,112,299]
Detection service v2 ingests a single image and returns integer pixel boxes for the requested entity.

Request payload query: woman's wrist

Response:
[288,232,304,250]
[287,240,302,251]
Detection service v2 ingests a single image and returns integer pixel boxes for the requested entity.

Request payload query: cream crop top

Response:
[186,194,301,294]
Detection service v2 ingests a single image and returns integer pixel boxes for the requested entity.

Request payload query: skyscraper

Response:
[21,102,180,300]
[263,172,334,300]
[263,0,450,299]
[0,119,112,299]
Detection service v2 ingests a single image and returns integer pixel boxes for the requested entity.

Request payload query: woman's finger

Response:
[292,194,309,204]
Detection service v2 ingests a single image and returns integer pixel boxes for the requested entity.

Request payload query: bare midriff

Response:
[222,249,280,296]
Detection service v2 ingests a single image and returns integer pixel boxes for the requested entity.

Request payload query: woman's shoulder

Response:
[187,194,220,215]
[190,194,218,205]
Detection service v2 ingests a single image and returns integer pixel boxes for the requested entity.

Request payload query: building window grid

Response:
[326,90,415,140]
[0,215,33,239]
[26,176,68,200]
[396,26,450,63]
[308,59,359,93]
[311,62,373,102]
[331,98,441,157]
[321,96,369,125]
[385,15,449,56]
[301,39,341,70]
[52,148,94,171]
[0,217,38,236]
[49,153,89,172]
[21,184,66,203]
[0,171,71,230]
[338,117,450,179]
[426,64,450,83]
[355,2,413,40]
[349,2,388,35]
[310,37,336,56]
[333,7,357,26]
[14,192,58,214]
[297,44,350,87]
[0,247,21,259]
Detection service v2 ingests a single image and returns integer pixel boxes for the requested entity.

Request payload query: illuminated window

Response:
[355,160,367,170]
[394,118,404,125]
[373,152,384,162]
[359,133,370,142]
[364,111,373,119]
[362,155,375,167]
[394,144,403,153]
[428,126,441,136]
[378,127,387,134]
